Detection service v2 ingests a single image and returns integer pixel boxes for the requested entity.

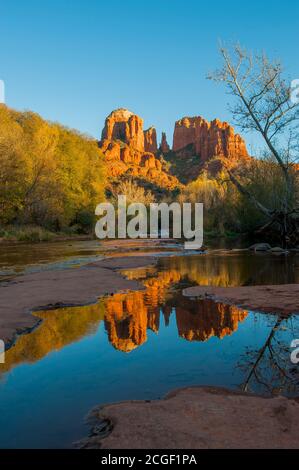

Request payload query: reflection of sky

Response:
[0,307,298,449]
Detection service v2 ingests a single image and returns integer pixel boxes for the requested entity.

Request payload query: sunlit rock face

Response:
[99,109,179,190]
[159,132,170,154]
[173,116,249,161]
[101,109,144,151]
[99,110,251,185]
[144,127,158,153]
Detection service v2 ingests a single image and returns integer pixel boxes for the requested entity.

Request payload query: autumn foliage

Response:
[0,104,106,232]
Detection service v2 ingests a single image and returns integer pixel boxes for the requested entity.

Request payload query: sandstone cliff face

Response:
[99,109,250,187]
[144,127,157,153]
[173,116,248,162]
[159,132,170,154]
[99,109,179,190]
[101,108,144,151]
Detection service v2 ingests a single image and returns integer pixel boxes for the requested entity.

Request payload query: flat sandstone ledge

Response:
[183,284,299,315]
[78,386,299,449]
[0,256,157,348]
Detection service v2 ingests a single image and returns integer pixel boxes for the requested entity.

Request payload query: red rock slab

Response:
[183,284,299,315]
[78,386,299,449]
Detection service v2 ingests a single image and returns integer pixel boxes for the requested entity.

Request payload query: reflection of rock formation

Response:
[127,253,294,289]
[103,270,180,352]
[124,256,246,289]
[143,270,181,308]
[1,258,252,372]
[103,270,173,352]
[175,297,248,341]
[104,292,148,352]
[102,269,248,352]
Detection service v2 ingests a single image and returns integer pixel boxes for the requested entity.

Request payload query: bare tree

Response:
[239,316,299,396]
[208,44,299,247]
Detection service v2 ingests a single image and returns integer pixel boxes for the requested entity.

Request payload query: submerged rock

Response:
[271,247,289,254]
[249,243,272,252]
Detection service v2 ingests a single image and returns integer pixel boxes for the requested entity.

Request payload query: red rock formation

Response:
[101,108,144,151]
[144,127,157,153]
[99,109,180,190]
[173,116,248,162]
[159,132,170,153]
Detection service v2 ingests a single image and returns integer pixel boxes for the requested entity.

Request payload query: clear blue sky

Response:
[1,0,299,151]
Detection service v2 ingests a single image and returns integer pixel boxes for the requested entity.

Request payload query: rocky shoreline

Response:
[0,255,158,349]
[78,386,299,449]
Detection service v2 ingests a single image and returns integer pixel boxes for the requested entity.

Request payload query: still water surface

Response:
[0,239,183,279]
[0,247,299,448]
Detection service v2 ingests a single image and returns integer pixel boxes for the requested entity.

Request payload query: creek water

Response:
[0,242,298,448]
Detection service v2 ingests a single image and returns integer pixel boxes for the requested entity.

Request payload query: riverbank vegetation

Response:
[180,158,298,240]
[0,105,106,236]
[209,45,299,247]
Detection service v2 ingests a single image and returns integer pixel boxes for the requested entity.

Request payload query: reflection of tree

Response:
[124,253,299,289]
[0,303,105,374]
[242,259,272,286]
[239,316,299,396]
[243,256,295,287]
